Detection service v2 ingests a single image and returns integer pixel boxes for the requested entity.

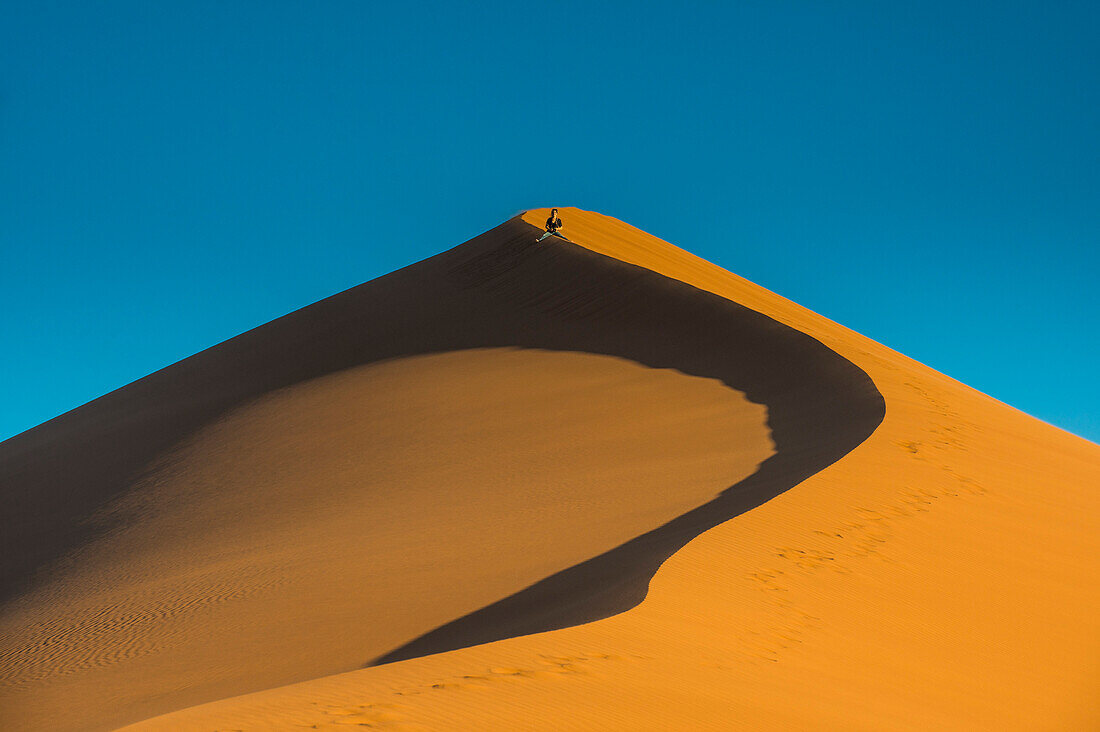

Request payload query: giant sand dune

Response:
[2,208,1097,730]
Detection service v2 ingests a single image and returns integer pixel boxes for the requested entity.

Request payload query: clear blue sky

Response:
[2,1,1097,443]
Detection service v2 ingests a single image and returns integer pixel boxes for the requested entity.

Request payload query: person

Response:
[536,208,569,243]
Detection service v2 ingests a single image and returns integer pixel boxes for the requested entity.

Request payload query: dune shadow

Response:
[368,222,886,665]
[1,217,884,670]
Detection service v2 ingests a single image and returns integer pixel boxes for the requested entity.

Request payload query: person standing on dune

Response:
[536,208,569,243]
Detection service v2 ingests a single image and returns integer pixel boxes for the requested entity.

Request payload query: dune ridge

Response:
[2,211,883,730]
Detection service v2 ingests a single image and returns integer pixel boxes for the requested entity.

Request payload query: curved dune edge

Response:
[370,228,884,666]
[122,209,1100,731]
[1,210,883,731]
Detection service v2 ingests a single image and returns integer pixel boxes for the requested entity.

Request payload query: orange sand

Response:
[1,349,771,730]
[3,208,1098,730]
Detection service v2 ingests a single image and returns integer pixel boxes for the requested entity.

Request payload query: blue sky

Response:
[2,1,1097,442]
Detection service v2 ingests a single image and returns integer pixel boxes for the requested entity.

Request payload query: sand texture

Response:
[2,208,1097,730]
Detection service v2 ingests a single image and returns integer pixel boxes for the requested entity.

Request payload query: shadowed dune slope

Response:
[0,212,883,731]
[125,209,1100,731]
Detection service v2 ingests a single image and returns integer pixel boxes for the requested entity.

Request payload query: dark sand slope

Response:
[1,215,882,730]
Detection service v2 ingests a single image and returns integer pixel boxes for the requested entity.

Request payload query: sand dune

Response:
[1,210,880,730]
[3,208,1097,730]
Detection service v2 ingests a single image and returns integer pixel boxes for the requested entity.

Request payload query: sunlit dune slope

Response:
[122,208,1099,731]
[1,210,883,731]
